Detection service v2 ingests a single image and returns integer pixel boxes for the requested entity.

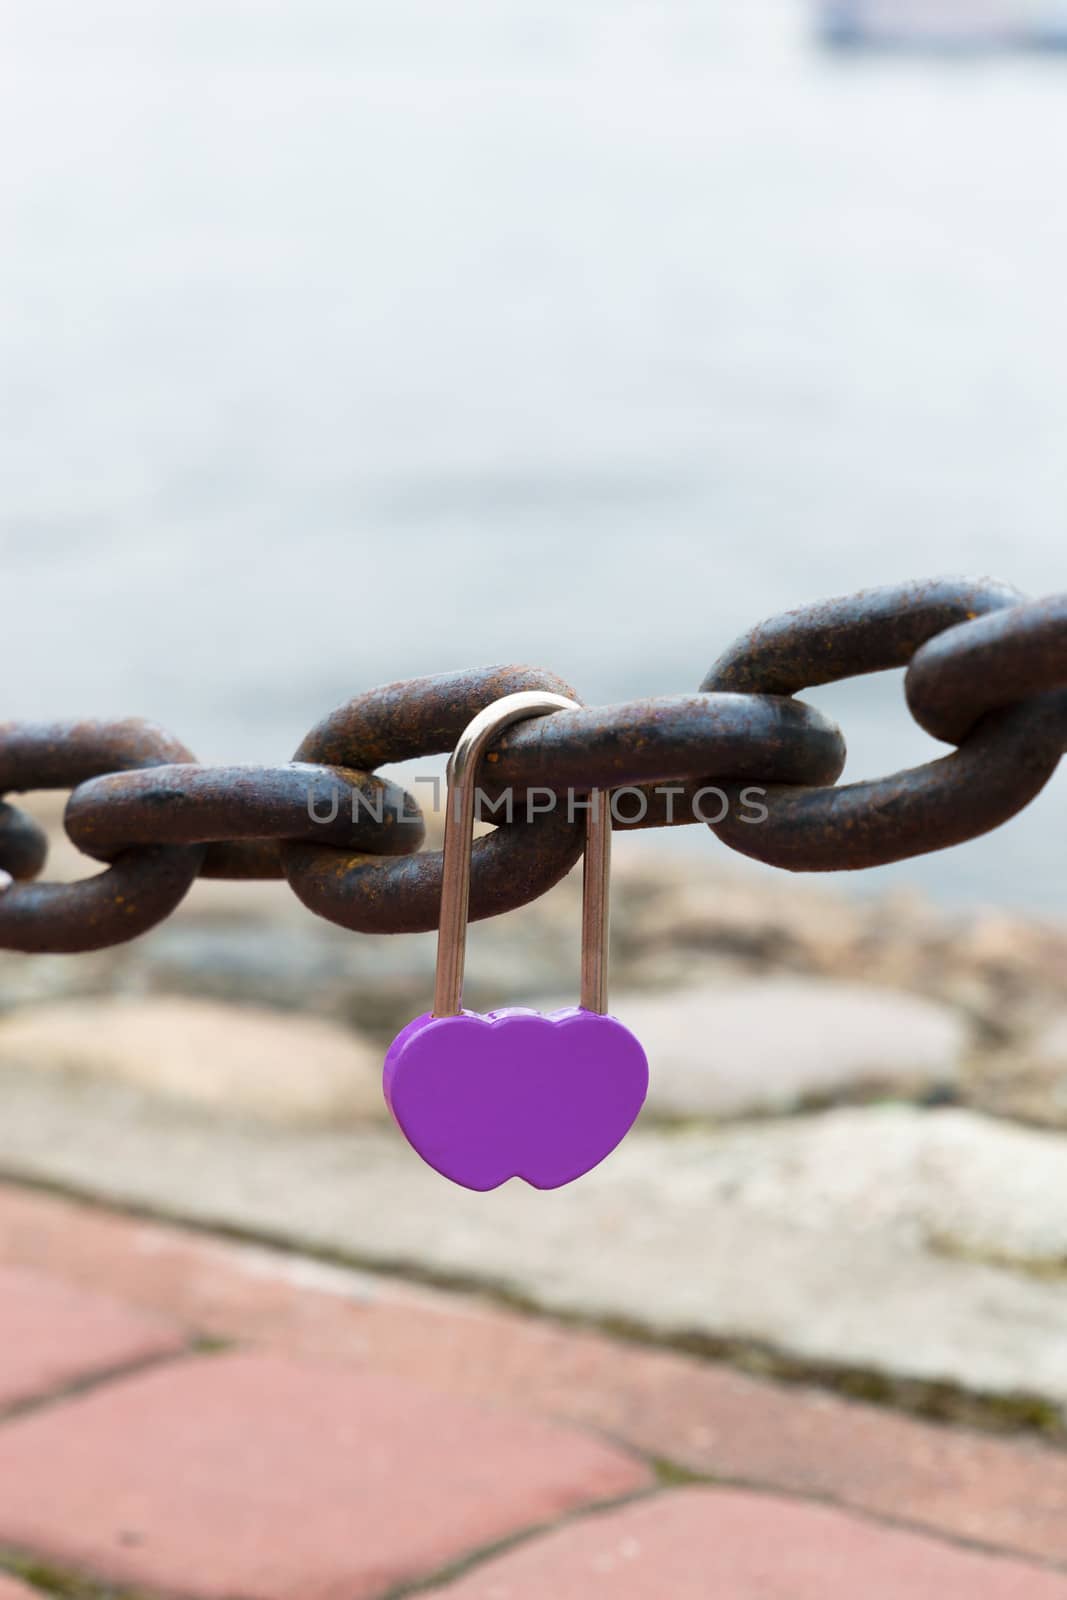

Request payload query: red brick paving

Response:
[0,1262,183,1412]
[0,1183,1065,1597]
[0,1351,649,1600]
[1,1184,1065,1571]
[424,1488,1067,1599]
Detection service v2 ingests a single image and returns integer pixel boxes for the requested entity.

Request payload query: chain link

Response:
[65,763,424,881]
[701,577,1067,871]
[0,578,1062,951]
[0,719,203,953]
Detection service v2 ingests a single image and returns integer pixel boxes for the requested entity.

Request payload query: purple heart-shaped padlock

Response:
[384,1006,648,1191]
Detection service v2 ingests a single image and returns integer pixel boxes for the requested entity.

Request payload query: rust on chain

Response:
[283,666,589,934]
[66,763,425,881]
[906,593,1067,745]
[0,845,211,954]
[0,719,205,953]
[701,577,1064,871]
[711,692,1067,871]
[474,693,844,802]
[283,667,847,933]
[0,803,49,882]
[0,577,1061,944]
[0,717,197,787]
[703,575,1025,695]
[283,810,587,936]
[292,664,583,770]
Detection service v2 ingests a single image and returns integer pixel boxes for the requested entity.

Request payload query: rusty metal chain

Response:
[0,576,1062,953]
[702,577,1067,870]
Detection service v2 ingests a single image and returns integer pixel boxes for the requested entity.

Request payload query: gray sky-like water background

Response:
[2,1,1064,912]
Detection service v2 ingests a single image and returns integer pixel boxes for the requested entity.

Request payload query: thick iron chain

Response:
[0,577,1062,952]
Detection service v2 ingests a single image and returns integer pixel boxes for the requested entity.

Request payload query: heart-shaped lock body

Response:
[383,688,649,1192]
[385,1006,648,1191]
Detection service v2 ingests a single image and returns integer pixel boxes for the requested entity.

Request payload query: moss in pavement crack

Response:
[4,1168,1064,1448]
[0,1552,154,1600]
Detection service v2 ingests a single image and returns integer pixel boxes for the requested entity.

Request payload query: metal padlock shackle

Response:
[433,691,610,1017]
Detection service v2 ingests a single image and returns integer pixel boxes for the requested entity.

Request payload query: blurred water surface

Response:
[2,1,1064,910]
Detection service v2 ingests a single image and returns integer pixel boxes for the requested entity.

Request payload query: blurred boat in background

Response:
[819,0,1067,48]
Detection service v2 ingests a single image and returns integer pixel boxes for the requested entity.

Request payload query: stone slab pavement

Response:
[1,1182,1067,1599]
[4,1068,1067,1413]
